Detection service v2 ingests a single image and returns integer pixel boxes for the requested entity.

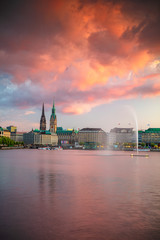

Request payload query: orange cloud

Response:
[0,0,160,115]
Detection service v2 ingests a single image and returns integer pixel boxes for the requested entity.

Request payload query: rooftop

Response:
[145,128,160,133]
[57,127,78,134]
[33,129,51,135]
[110,127,133,133]
[79,128,104,132]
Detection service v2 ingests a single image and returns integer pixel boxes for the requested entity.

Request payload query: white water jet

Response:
[133,112,139,154]
[125,106,138,154]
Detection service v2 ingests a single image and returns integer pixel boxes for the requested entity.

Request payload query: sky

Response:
[0,0,160,132]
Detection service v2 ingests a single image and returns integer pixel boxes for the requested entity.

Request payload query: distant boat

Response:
[38,146,63,150]
[38,147,51,150]
[53,147,63,150]
[133,148,150,152]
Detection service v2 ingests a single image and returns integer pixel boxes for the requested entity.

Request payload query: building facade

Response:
[6,125,17,133]
[10,132,25,142]
[0,127,3,137]
[108,127,136,146]
[23,129,58,146]
[138,130,143,144]
[56,127,78,147]
[78,128,107,147]
[23,131,35,145]
[141,128,160,145]
[0,127,11,138]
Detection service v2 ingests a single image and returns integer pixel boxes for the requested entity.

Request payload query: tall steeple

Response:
[51,101,56,119]
[42,102,45,116]
[50,101,57,133]
[40,103,46,131]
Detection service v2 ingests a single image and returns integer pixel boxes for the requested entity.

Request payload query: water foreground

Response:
[0,150,160,240]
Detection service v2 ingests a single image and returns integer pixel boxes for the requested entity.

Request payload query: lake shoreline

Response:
[0,146,25,150]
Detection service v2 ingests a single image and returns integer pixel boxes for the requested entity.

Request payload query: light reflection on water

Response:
[0,149,160,240]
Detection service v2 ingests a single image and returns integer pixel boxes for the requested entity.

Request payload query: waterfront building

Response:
[141,128,160,146]
[0,127,11,138]
[0,127,3,137]
[138,130,143,144]
[6,125,17,133]
[6,126,25,143]
[108,127,136,146]
[78,128,107,148]
[23,130,36,145]
[23,129,58,146]
[40,103,46,131]
[56,127,78,147]
[10,132,25,143]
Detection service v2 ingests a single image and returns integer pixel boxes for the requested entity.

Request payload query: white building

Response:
[108,128,136,146]
[23,130,58,146]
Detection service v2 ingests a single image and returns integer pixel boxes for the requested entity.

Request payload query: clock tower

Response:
[50,101,57,133]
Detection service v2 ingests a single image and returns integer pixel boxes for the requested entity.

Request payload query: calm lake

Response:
[0,149,160,240]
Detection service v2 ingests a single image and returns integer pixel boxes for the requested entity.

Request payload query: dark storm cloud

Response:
[0,0,62,33]
[121,21,145,41]
[117,0,160,51]
[138,17,160,53]
[119,0,160,54]
[0,0,65,53]
[1,0,159,56]
[82,0,160,51]
[119,0,160,18]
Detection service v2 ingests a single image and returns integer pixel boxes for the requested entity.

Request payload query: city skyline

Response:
[0,0,160,131]
[1,100,159,133]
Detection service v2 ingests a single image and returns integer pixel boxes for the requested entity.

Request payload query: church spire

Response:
[50,100,57,133]
[50,100,56,120]
[40,103,46,131]
[42,102,45,117]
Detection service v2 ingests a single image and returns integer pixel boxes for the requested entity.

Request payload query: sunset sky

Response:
[0,0,160,132]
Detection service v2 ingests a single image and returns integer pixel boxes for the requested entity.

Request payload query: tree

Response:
[0,136,21,146]
[150,143,155,148]
[141,142,146,147]
[123,142,129,146]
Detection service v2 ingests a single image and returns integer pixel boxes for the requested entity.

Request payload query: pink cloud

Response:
[24,111,35,115]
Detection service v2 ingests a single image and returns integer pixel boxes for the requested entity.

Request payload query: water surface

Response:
[0,150,160,240]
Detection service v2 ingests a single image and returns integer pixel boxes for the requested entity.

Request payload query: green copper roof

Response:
[45,130,51,135]
[56,127,79,135]
[57,130,73,135]
[50,101,56,120]
[33,129,51,135]
[145,128,160,133]
[34,129,40,132]
[57,127,63,131]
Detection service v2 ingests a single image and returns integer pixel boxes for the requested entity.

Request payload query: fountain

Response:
[125,106,149,157]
